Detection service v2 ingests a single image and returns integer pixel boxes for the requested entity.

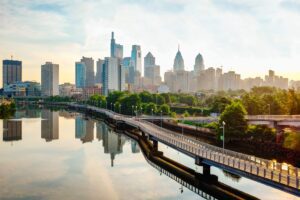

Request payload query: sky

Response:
[1,0,300,85]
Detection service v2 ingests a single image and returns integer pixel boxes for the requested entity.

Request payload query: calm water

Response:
[0,109,298,200]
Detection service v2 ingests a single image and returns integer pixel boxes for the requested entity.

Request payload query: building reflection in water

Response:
[41,110,59,142]
[3,120,22,142]
[75,116,94,143]
[96,121,126,167]
[59,110,78,119]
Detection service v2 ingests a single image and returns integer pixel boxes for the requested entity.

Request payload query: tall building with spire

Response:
[173,46,184,71]
[194,53,204,74]
[110,32,123,59]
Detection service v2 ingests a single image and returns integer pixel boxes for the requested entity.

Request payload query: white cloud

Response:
[0,0,300,85]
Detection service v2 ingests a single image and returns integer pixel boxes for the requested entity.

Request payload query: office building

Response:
[95,59,104,84]
[75,62,86,88]
[2,59,22,87]
[131,45,142,76]
[110,32,123,59]
[4,81,41,97]
[41,62,59,96]
[173,47,185,71]
[80,57,95,87]
[194,53,205,74]
[102,57,125,96]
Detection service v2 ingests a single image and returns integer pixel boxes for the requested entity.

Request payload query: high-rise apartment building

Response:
[2,59,22,87]
[41,62,59,96]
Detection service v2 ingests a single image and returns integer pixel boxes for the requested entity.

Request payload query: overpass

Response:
[65,103,299,196]
[246,115,300,128]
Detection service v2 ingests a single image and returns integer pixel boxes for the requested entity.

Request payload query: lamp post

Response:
[119,104,121,114]
[268,104,271,115]
[132,105,134,116]
[111,103,113,111]
[160,110,162,128]
[151,108,154,123]
[222,121,226,152]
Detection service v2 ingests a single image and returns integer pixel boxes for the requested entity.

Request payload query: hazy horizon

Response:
[1,0,300,85]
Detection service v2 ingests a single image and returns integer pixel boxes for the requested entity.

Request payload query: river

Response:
[0,108,298,200]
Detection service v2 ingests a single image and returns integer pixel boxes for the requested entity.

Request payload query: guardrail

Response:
[68,103,300,191]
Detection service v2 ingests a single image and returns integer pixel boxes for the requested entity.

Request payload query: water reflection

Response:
[41,110,59,142]
[0,109,298,200]
[75,116,94,143]
[3,120,22,141]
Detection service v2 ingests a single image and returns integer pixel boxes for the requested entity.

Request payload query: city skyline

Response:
[1,0,300,86]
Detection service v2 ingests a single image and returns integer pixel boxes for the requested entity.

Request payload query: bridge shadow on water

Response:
[110,122,259,200]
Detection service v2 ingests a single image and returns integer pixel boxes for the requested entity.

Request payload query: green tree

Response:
[139,91,153,103]
[106,91,126,108]
[160,93,171,104]
[145,103,157,115]
[159,104,170,115]
[219,101,247,141]
[152,94,165,105]
[210,96,232,113]
[118,93,141,115]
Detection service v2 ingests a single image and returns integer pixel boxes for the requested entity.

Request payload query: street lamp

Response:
[132,105,134,116]
[119,104,121,114]
[221,121,226,152]
[268,104,271,115]
[160,110,163,128]
[151,108,154,123]
[111,103,113,111]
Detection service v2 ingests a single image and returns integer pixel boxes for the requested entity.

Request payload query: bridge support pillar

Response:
[153,140,158,151]
[195,156,211,175]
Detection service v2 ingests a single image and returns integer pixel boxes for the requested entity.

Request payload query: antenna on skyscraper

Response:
[178,44,180,51]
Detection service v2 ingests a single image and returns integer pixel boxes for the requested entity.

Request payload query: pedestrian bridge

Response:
[67,103,300,196]
[246,115,300,128]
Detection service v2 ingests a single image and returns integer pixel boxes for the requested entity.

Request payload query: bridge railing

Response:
[142,122,300,189]
[68,103,300,190]
[246,115,300,120]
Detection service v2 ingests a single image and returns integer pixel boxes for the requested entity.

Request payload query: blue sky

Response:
[0,0,300,84]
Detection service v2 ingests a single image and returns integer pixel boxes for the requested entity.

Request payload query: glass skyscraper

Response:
[75,62,86,88]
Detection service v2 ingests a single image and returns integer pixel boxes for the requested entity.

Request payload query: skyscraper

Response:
[75,62,86,88]
[173,46,185,71]
[144,52,155,69]
[122,57,131,84]
[80,57,94,87]
[2,59,22,87]
[194,53,205,73]
[131,45,142,76]
[102,57,125,96]
[110,32,123,59]
[95,59,104,84]
[144,52,161,86]
[41,62,59,96]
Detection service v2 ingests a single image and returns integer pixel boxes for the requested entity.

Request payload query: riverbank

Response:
[0,99,16,118]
